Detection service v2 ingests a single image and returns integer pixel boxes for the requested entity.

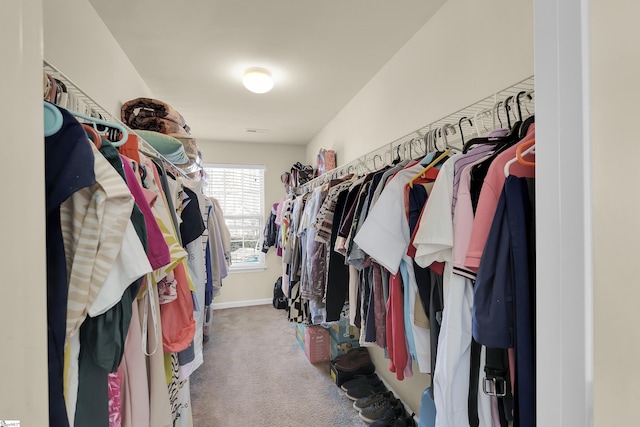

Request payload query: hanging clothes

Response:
[45,105,97,427]
[43,95,216,427]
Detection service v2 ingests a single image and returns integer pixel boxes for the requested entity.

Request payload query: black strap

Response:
[468,339,482,427]
[485,348,513,423]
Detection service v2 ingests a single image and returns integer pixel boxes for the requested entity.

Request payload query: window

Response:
[203,164,266,271]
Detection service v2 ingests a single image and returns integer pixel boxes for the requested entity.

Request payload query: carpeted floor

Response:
[190,305,366,427]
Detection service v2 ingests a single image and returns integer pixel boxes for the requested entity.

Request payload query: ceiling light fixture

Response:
[242,67,274,94]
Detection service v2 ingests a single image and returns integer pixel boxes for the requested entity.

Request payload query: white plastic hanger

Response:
[66,107,129,147]
[504,139,536,177]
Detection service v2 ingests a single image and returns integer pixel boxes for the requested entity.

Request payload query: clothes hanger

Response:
[432,127,443,152]
[409,127,452,187]
[414,136,427,158]
[493,100,503,130]
[82,123,102,149]
[372,154,384,170]
[441,123,458,150]
[472,107,493,143]
[504,138,535,177]
[65,107,129,147]
[422,129,432,154]
[43,101,63,137]
[406,138,416,160]
[392,143,404,165]
[503,96,514,130]
[458,116,473,147]
[409,148,451,188]
[518,91,535,139]
[514,91,526,122]
[516,138,536,167]
[462,96,527,153]
[418,129,435,166]
[504,91,527,139]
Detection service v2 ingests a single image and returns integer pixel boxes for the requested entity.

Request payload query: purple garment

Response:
[451,144,497,216]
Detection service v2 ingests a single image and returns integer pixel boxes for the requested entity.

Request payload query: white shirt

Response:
[412,153,474,427]
[89,220,152,317]
[354,163,431,373]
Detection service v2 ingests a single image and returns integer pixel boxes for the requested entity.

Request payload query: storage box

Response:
[330,333,360,360]
[327,317,360,344]
[303,325,330,364]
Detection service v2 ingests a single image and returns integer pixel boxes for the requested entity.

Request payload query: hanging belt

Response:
[483,348,513,425]
[468,339,482,427]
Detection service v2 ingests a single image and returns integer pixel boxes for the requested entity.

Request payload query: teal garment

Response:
[75,140,148,427]
[133,129,190,164]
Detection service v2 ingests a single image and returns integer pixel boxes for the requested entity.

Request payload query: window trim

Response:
[203,163,266,272]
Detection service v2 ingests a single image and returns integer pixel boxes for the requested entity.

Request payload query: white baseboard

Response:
[212,298,271,310]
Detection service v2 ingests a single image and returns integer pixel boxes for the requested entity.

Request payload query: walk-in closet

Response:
[2,0,639,425]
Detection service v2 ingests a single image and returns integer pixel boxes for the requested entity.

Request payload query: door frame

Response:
[534,0,593,425]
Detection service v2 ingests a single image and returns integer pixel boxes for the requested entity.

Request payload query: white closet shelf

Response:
[43,58,191,179]
[301,75,535,192]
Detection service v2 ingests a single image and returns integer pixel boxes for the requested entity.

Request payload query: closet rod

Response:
[299,75,535,194]
[42,58,192,179]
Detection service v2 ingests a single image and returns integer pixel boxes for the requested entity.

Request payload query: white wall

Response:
[43,0,153,119]
[304,0,534,416]
[591,1,640,424]
[0,1,49,425]
[197,140,306,306]
[306,0,534,165]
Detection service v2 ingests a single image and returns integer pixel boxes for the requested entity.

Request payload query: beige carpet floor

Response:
[190,305,367,427]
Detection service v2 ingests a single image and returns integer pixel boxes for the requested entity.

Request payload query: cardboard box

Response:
[330,333,360,360]
[328,317,360,344]
[304,325,330,364]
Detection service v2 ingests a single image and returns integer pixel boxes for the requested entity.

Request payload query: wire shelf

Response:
[300,75,535,193]
[43,58,193,178]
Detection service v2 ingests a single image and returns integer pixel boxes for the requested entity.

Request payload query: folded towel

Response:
[134,130,190,165]
[121,97,191,134]
[127,116,190,136]
[169,134,199,162]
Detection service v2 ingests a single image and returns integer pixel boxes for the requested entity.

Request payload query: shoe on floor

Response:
[345,381,387,400]
[391,412,416,427]
[359,397,400,423]
[334,350,372,372]
[341,373,381,392]
[331,347,368,364]
[353,391,395,411]
[368,402,405,426]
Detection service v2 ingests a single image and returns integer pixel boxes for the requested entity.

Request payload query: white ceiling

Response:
[89,0,445,145]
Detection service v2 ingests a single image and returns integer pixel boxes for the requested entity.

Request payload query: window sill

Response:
[228,265,267,274]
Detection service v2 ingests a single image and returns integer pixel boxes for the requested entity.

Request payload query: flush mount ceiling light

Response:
[242,67,274,94]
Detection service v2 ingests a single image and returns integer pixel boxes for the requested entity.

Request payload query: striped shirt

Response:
[60,141,134,341]
[311,177,356,243]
